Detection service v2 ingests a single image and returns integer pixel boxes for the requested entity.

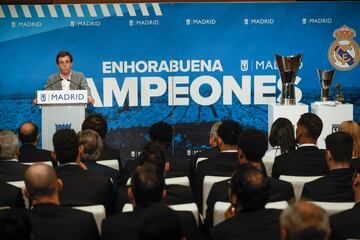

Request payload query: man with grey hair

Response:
[0,130,28,181]
[280,201,331,240]
[79,129,122,187]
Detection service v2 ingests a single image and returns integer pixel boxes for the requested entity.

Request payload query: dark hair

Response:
[56,51,73,64]
[18,121,38,144]
[269,118,296,154]
[137,203,183,240]
[230,163,270,211]
[325,131,353,163]
[298,113,323,140]
[149,122,173,145]
[217,120,243,145]
[131,164,165,207]
[139,142,166,174]
[237,128,268,162]
[82,113,108,139]
[0,208,32,240]
[52,129,79,164]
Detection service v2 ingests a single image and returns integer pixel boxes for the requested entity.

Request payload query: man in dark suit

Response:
[301,131,354,201]
[212,164,281,240]
[18,121,55,165]
[102,164,199,240]
[281,201,330,240]
[0,208,32,240]
[24,163,100,240]
[0,130,28,182]
[205,128,294,227]
[330,169,360,239]
[0,181,25,208]
[53,129,115,216]
[272,113,329,178]
[195,120,242,209]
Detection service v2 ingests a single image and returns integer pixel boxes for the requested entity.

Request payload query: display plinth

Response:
[37,90,87,151]
[311,102,353,149]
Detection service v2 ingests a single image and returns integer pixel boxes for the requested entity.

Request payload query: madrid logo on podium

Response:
[328,25,360,71]
[55,123,72,131]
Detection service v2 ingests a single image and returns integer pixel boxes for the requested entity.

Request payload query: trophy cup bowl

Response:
[275,54,303,105]
[318,69,335,102]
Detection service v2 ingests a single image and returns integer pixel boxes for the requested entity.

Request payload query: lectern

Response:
[37,90,87,151]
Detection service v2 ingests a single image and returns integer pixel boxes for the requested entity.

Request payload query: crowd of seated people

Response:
[0,113,360,240]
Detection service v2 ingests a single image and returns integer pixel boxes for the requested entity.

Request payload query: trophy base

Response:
[321,97,330,102]
[280,98,296,105]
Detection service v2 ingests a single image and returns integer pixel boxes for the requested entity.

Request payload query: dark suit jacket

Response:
[28,203,100,240]
[195,151,238,209]
[330,202,360,240]
[19,143,56,166]
[350,157,360,171]
[98,142,124,173]
[212,208,281,240]
[0,160,28,181]
[0,181,25,208]
[82,159,122,187]
[272,146,329,178]
[301,168,354,202]
[102,204,199,240]
[55,164,115,216]
[205,177,294,227]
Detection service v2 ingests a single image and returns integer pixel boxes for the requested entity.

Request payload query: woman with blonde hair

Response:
[339,120,360,169]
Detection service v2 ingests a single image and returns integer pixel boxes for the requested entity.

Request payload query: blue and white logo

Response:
[55,123,72,131]
[40,94,46,102]
[240,60,249,71]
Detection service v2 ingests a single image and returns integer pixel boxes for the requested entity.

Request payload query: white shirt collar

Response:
[298,143,317,148]
[221,150,238,153]
[3,158,18,162]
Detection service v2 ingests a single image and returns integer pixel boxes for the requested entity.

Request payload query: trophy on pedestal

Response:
[317,69,335,102]
[275,54,303,105]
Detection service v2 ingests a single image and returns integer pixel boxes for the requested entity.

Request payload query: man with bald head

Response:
[18,121,54,165]
[24,163,100,240]
[280,201,330,240]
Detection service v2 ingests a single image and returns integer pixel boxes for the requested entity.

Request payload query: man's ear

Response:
[78,145,84,156]
[128,187,136,207]
[165,162,170,173]
[230,194,237,207]
[325,149,333,162]
[217,137,223,147]
[162,189,167,199]
[24,187,30,199]
[57,179,63,192]
[280,227,287,240]
[51,151,56,160]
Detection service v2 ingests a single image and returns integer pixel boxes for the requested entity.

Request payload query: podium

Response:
[311,102,353,149]
[37,90,87,151]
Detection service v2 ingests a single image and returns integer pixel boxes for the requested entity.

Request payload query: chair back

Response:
[73,204,106,232]
[7,181,29,208]
[96,159,119,171]
[202,175,230,216]
[279,175,323,200]
[311,201,354,215]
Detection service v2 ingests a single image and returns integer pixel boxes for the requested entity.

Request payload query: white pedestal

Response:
[311,102,353,149]
[268,103,309,138]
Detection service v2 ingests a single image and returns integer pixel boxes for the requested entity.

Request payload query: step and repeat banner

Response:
[0,2,359,159]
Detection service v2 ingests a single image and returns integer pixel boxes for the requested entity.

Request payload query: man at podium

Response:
[43,51,94,104]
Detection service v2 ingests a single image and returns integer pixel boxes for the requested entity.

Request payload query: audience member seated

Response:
[0,181,25,208]
[206,128,294,227]
[18,121,55,166]
[211,164,281,240]
[339,120,360,170]
[0,130,28,181]
[280,201,330,240]
[330,168,360,239]
[24,163,100,240]
[272,113,329,178]
[78,129,122,187]
[82,113,123,172]
[0,208,32,240]
[102,164,199,240]
[116,143,193,211]
[53,129,115,216]
[301,131,354,202]
[195,120,242,209]
[137,203,184,240]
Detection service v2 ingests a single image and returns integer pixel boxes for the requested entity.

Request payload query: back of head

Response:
[217,120,243,146]
[237,128,268,163]
[81,113,108,139]
[139,142,166,174]
[297,113,323,140]
[78,129,103,161]
[18,121,38,144]
[149,122,173,146]
[325,131,353,163]
[0,208,32,240]
[52,129,78,164]
[137,203,183,240]
[131,164,165,207]
[209,121,222,146]
[0,130,19,160]
[24,163,58,202]
[339,120,360,157]
[231,163,270,211]
[269,118,296,154]
[280,201,330,240]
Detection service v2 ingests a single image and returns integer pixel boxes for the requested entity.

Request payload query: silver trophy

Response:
[318,69,335,102]
[275,54,303,105]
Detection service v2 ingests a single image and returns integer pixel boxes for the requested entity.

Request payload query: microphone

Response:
[67,79,84,90]
[43,78,62,90]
